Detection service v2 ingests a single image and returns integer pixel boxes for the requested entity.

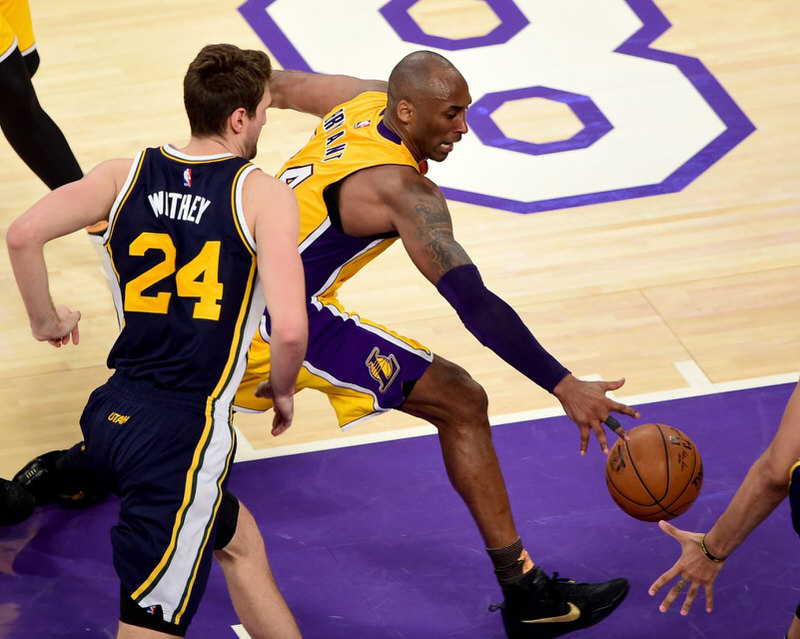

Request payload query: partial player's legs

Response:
[214,498,301,639]
[400,355,516,549]
[401,355,628,638]
[82,375,236,636]
[0,46,82,189]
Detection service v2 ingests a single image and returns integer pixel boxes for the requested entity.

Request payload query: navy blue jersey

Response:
[101,145,265,400]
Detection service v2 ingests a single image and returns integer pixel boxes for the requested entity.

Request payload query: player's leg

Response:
[239,307,629,636]
[213,494,301,639]
[0,31,82,189]
[399,356,517,548]
[401,355,628,638]
[81,375,233,637]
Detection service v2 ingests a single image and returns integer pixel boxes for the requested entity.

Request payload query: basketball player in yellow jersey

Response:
[0,0,83,190]
[239,51,639,638]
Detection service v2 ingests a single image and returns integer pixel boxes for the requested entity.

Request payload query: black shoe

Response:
[12,448,107,508]
[13,450,65,505]
[490,566,629,638]
[0,477,35,526]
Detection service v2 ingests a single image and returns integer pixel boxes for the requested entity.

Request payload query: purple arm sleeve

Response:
[436,264,570,393]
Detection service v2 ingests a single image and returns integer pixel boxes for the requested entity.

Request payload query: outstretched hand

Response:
[648,520,725,615]
[552,374,639,455]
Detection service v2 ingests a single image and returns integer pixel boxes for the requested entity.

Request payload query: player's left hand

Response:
[552,374,639,455]
[648,520,724,615]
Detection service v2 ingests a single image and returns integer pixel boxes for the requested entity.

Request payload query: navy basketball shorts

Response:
[79,372,236,630]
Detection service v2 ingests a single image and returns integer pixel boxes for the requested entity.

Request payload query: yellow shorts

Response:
[0,0,34,60]
[235,302,433,429]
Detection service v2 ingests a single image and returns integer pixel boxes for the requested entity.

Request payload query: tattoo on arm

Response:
[412,196,471,276]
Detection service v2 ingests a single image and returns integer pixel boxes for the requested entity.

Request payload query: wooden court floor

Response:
[0,0,799,478]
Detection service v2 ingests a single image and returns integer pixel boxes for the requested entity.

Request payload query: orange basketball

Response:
[605,423,703,522]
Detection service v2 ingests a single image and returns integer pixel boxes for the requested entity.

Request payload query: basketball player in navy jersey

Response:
[6,43,307,639]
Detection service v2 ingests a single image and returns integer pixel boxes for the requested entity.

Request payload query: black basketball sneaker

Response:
[0,477,35,526]
[490,566,629,638]
[13,448,107,508]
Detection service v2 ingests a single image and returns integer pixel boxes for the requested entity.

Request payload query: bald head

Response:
[383,50,470,163]
[387,51,465,108]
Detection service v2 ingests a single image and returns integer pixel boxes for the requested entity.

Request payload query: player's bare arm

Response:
[244,171,308,436]
[650,381,800,615]
[389,172,472,283]
[336,164,471,282]
[6,158,130,346]
[347,164,639,453]
[269,69,387,118]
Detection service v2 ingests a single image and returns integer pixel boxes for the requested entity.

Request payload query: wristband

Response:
[700,534,726,563]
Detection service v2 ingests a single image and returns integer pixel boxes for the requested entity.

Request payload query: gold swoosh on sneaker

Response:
[521,602,581,624]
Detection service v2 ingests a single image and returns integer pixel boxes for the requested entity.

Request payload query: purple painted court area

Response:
[1,383,796,637]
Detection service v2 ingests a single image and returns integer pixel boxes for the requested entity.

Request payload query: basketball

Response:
[605,423,703,522]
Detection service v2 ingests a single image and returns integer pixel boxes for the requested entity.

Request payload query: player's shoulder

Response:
[82,157,137,197]
[243,166,292,193]
[347,89,387,107]
[91,157,136,178]
[242,167,296,207]
[364,163,438,198]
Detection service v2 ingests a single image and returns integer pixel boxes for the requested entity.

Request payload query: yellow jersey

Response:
[277,91,425,305]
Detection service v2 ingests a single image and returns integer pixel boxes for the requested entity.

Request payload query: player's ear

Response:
[395,99,414,125]
[229,107,248,134]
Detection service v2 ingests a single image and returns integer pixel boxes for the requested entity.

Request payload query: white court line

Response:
[233,362,799,463]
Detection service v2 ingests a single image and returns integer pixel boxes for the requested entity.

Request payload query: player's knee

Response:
[213,490,241,555]
[0,60,36,118]
[462,375,488,417]
[442,363,489,423]
[213,497,267,574]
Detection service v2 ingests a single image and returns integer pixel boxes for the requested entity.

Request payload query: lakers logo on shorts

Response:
[366,347,400,393]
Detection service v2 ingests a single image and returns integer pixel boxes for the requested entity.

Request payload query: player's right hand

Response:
[552,374,639,455]
[33,305,81,347]
[648,520,724,616]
